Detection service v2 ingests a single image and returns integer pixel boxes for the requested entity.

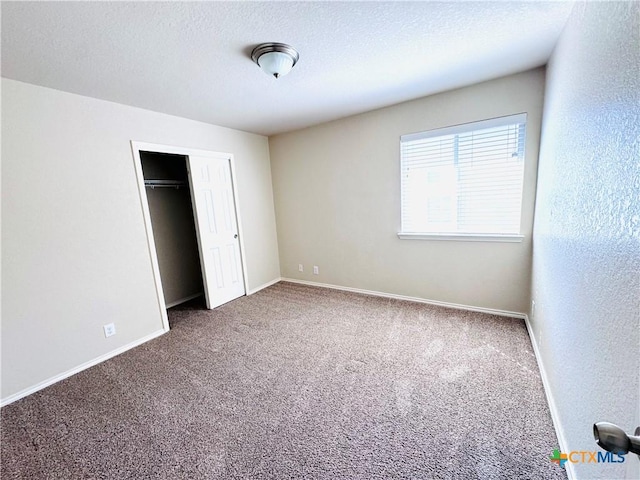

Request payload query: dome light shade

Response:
[251,43,299,79]
[257,51,294,78]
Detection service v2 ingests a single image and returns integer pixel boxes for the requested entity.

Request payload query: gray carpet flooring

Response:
[1,282,566,479]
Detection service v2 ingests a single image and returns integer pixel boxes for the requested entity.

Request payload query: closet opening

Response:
[132,142,248,332]
[140,151,205,310]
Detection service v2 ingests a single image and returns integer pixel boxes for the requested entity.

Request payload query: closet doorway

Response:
[132,142,247,330]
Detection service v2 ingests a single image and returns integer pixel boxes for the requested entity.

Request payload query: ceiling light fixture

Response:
[251,43,299,79]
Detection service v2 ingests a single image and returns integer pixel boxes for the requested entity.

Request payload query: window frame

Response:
[398,113,527,243]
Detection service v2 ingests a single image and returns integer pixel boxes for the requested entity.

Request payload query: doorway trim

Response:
[130,141,250,332]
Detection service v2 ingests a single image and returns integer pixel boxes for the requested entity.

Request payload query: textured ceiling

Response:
[1,1,574,136]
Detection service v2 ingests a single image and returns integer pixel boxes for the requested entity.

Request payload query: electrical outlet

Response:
[313,265,319,275]
[298,264,304,272]
[103,323,116,338]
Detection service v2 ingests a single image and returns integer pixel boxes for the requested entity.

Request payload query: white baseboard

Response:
[0,329,167,408]
[166,293,203,309]
[524,315,575,480]
[247,277,282,295]
[281,277,527,319]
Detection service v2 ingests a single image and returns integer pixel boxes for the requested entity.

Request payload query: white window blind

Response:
[400,114,527,236]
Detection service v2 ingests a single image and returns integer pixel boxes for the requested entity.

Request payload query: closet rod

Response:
[144,180,187,189]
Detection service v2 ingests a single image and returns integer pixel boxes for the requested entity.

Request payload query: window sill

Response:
[397,233,524,243]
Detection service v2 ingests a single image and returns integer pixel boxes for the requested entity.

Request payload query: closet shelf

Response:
[144,180,187,189]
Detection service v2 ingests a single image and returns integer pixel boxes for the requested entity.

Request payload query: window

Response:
[399,114,526,241]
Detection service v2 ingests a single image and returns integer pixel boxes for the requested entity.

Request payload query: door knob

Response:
[593,422,640,456]
[234,234,238,239]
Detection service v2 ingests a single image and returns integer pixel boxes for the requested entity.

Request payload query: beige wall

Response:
[269,69,545,313]
[531,2,639,479]
[1,79,281,401]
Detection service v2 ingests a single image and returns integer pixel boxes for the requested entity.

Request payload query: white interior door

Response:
[187,155,245,309]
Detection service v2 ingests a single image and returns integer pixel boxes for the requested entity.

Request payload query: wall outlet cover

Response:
[103,323,116,338]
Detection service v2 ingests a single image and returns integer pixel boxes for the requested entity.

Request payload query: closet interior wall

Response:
[140,151,204,307]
